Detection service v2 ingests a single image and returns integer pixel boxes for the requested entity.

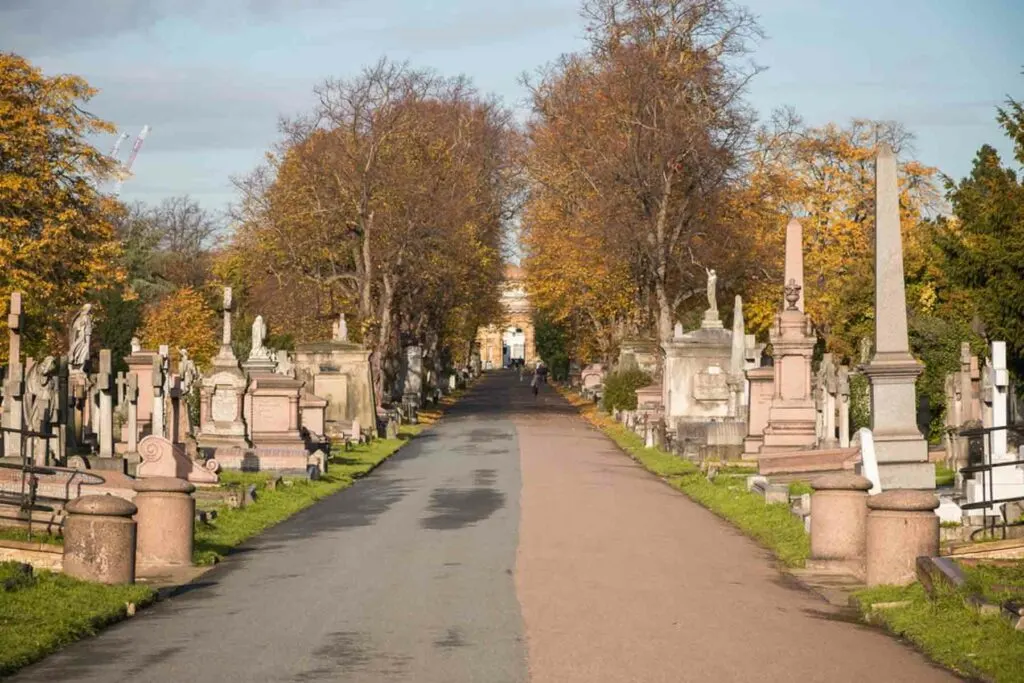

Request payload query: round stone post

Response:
[63,494,137,584]
[866,490,939,586]
[810,473,872,576]
[134,477,196,571]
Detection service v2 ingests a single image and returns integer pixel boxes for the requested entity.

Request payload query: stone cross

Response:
[151,354,165,439]
[988,341,1009,461]
[222,287,234,346]
[126,372,139,452]
[97,349,114,458]
[3,292,24,457]
[115,371,128,406]
[168,374,182,444]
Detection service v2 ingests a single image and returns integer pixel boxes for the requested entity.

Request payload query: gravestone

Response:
[126,373,139,453]
[3,292,24,457]
[198,287,250,452]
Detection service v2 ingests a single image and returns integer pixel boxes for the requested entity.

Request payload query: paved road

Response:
[13,375,528,683]
[13,371,955,682]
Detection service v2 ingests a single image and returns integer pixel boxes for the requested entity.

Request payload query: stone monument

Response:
[760,219,817,453]
[197,287,250,452]
[242,314,277,377]
[860,145,932,489]
[294,312,376,437]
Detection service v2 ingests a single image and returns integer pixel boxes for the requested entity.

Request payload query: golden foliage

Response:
[0,53,124,359]
[138,287,219,367]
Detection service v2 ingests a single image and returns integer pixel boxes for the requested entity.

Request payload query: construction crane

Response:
[112,125,150,197]
[107,132,130,159]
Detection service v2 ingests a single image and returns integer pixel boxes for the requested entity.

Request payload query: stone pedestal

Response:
[760,309,816,452]
[63,494,137,584]
[300,392,328,447]
[742,367,775,459]
[866,489,939,586]
[810,473,872,577]
[294,340,376,437]
[133,476,195,572]
[198,347,249,452]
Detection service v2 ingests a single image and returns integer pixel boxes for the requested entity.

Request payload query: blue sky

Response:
[3,0,1021,215]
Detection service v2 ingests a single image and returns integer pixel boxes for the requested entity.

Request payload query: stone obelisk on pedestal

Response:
[860,143,933,489]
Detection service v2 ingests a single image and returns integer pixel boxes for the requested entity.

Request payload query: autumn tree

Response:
[522,0,763,344]
[137,287,219,366]
[230,59,516,400]
[0,53,124,358]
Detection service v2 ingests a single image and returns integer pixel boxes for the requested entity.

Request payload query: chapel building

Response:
[476,264,536,369]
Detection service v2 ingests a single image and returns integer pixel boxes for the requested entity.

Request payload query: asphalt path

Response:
[12,371,955,682]
[12,373,527,683]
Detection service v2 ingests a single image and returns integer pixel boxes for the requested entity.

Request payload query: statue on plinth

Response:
[250,315,270,360]
[69,304,93,371]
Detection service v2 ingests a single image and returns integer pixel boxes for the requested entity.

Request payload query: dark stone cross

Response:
[115,371,128,405]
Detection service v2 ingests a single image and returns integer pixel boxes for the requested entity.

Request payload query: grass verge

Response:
[854,582,1024,682]
[0,527,63,546]
[0,561,155,677]
[193,424,423,565]
[559,387,810,568]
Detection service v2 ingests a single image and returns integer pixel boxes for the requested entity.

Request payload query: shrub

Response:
[602,368,652,411]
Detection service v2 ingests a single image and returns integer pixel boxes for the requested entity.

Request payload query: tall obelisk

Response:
[860,144,932,489]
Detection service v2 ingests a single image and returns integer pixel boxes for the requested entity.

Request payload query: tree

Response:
[137,287,219,366]
[522,0,763,343]
[0,53,124,358]
[940,101,1024,374]
[230,60,516,401]
[743,119,941,361]
[148,195,222,290]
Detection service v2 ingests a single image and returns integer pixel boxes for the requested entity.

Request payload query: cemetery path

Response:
[11,373,528,683]
[513,376,958,683]
[12,371,957,683]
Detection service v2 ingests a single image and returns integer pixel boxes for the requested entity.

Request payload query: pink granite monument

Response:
[760,219,817,453]
[860,145,932,489]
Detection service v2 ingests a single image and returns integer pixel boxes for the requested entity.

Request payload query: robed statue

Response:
[69,304,93,370]
[250,315,270,359]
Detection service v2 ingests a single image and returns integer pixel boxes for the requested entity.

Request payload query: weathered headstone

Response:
[3,292,24,457]
[860,145,932,489]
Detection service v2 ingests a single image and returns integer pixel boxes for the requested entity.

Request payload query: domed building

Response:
[475,264,536,369]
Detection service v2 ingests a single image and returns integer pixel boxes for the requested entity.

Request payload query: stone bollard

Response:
[134,476,196,572]
[63,494,137,584]
[809,473,872,577]
[866,490,940,586]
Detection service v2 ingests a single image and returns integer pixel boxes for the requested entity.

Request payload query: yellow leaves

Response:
[138,288,219,368]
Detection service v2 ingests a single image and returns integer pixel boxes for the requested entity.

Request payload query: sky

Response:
[3,0,1022,215]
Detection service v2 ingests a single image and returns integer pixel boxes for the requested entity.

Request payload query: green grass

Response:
[193,426,423,565]
[0,561,155,677]
[935,463,956,488]
[788,481,813,497]
[854,582,1024,682]
[960,562,1024,604]
[0,527,63,546]
[562,389,810,568]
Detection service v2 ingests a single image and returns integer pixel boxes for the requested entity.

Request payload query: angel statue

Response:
[69,303,93,370]
[25,356,58,432]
